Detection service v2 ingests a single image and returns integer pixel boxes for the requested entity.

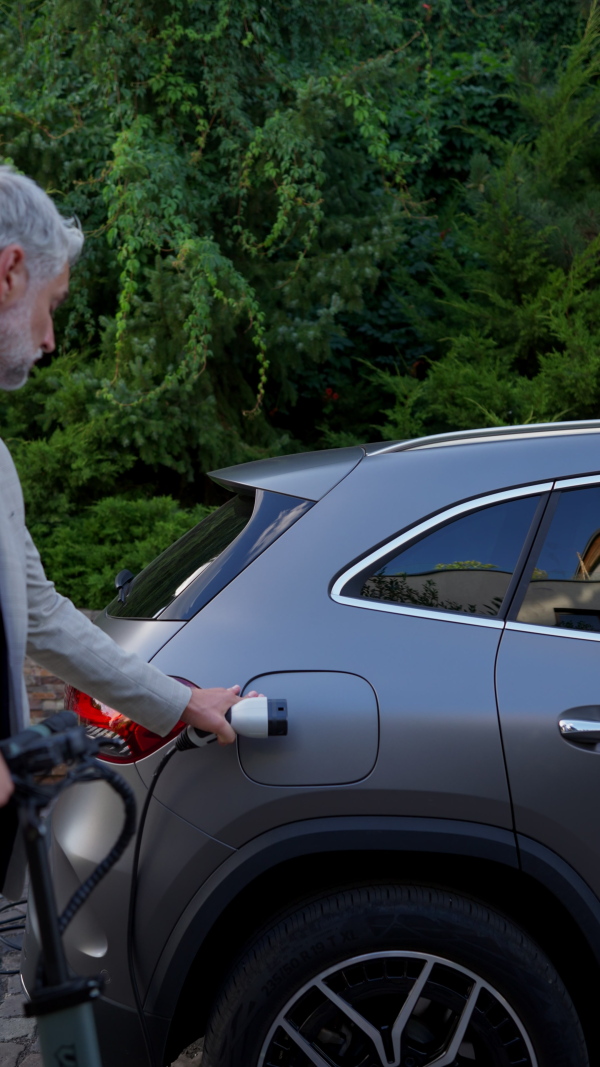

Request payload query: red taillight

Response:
[64,685,185,763]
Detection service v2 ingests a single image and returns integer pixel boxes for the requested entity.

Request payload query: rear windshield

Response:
[107,494,255,619]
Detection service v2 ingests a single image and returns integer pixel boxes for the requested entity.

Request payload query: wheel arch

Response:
[155,816,600,1063]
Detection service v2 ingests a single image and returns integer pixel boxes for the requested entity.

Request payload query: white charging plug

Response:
[177,696,288,749]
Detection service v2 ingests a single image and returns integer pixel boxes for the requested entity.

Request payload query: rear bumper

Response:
[94,995,170,1066]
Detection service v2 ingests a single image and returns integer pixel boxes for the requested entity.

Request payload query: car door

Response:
[328,482,550,830]
[496,474,600,896]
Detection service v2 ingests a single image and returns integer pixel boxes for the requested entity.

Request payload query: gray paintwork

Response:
[92,615,185,658]
[239,672,379,785]
[497,628,600,896]
[209,445,364,500]
[21,423,600,1066]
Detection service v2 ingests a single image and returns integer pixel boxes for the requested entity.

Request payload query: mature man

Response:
[0,167,244,879]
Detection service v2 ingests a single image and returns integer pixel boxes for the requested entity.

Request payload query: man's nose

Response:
[41,319,56,353]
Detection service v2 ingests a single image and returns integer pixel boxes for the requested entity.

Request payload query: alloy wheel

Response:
[257,950,537,1067]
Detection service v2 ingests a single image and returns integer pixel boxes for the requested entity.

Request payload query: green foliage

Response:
[0,0,426,599]
[378,4,600,441]
[40,495,213,608]
[0,0,595,604]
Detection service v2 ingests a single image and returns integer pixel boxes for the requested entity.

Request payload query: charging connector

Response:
[176,696,288,749]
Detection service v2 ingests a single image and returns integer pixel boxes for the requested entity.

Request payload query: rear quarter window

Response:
[339,494,542,619]
[107,491,311,620]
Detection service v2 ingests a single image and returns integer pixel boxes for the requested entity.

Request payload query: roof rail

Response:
[368,420,600,457]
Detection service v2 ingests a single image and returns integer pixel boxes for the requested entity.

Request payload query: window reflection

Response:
[518,487,600,632]
[357,496,539,617]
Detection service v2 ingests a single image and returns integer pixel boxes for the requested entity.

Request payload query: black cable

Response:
[0,903,27,969]
[57,762,137,935]
[0,935,23,950]
[0,900,26,913]
[127,744,178,1067]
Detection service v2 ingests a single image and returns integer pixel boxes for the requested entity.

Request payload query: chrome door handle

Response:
[559,717,600,742]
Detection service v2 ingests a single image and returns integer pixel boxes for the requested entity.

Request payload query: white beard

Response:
[0,295,42,391]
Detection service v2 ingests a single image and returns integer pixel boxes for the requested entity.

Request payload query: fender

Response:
[145,814,520,1016]
[145,814,600,1019]
[517,831,600,961]
[89,815,600,1067]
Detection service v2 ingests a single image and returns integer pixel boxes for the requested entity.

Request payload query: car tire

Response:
[203,884,588,1067]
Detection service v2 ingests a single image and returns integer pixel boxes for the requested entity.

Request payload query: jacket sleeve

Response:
[25,528,190,736]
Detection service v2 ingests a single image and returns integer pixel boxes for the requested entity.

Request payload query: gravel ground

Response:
[0,894,202,1066]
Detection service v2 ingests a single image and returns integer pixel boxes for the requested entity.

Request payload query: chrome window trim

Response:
[554,474,600,489]
[332,596,505,629]
[331,482,552,625]
[507,621,600,644]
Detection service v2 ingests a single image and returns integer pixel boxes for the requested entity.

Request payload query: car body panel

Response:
[238,671,379,785]
[143,815,522,1020]
[145,446,518,842]
[22,773,236,1012]
[22,772,149,1006]
[209,446,364,501]
[497,627,600,897]
[93,615,186,658]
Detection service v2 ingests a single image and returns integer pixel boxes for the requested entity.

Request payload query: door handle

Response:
[559,707,600,743]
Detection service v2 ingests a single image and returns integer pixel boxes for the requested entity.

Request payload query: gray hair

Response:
[0,165,84,282]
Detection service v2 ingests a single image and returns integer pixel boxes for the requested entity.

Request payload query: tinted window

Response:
[350,495,540,617]
[518,486,600,632]
[108,495,255,619]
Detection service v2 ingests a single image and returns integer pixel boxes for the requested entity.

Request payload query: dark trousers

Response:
[0,799,18,892]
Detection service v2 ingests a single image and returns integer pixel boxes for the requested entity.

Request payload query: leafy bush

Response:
[0,0,593,604]
[39,495,214,609]
[377,7,600,441]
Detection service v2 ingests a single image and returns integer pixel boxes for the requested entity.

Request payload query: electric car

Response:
[21,420,600,1067]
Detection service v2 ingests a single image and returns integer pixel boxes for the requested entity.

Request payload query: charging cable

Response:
[126,695,288,1065]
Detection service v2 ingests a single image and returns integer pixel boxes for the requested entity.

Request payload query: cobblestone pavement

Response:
[0,895,202,1065]
[0,897,38,1067]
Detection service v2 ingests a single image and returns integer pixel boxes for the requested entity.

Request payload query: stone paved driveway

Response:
[0,895,202,1066]
[0,897,38,1067]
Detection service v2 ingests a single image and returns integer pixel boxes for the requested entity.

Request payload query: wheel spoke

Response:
[315,977,390,1064]
[260,950,538,1067]
[280,1017,344,1067]
[390,957,435,1064]
[428,979,482,1067]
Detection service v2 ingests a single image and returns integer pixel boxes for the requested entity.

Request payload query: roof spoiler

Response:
[209,447,364,502]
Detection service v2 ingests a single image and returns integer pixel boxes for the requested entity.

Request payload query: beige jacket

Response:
[0,439,189,736]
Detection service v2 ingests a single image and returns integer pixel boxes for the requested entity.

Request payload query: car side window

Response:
[517,486,600,632]
[346,495,541,618]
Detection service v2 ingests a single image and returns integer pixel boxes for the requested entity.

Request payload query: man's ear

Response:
[0,245,27,309]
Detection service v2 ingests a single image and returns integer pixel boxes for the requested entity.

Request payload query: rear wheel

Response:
[203,885,588,1067]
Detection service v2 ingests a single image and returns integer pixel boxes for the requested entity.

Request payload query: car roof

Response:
[210,421,600,500]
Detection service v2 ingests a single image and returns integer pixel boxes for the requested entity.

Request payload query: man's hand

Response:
[0,752,14,806]
[181,684,246,745]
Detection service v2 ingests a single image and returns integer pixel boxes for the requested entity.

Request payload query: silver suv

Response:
[22,421,600,1067]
